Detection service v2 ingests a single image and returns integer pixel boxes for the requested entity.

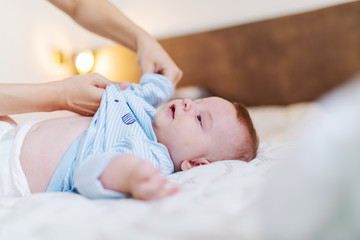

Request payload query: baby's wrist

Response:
[127,159,145,192]
[99,155,142,194]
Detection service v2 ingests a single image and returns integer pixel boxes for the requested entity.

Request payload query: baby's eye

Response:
[197,115,202,125]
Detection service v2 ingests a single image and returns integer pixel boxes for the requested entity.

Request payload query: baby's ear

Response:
[180,158,210,171]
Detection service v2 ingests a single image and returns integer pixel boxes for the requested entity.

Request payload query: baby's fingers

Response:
[135,176,178,200]
[162,184,179,197]
[142,176,168,198]
[149,178,179,200]
[154,177,179,197]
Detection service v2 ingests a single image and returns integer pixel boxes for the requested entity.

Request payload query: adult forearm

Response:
[48,0,183,86]
[0,82,62,115]
[49,0,145,52]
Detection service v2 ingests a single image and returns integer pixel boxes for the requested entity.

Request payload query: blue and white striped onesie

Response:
[46,74,174,199]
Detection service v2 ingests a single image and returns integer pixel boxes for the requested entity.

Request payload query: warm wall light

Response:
[75,50,95,74]
[52,50,63,64]
[52,45,140,83]
[91,45,140,83]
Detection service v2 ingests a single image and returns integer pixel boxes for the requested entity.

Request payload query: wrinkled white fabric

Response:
[0,102,315,240]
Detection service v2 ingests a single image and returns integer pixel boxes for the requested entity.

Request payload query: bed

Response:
[0,102,315,240]
[1,2,359,239]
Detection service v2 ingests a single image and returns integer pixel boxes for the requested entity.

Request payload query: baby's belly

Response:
[20,116,92,193]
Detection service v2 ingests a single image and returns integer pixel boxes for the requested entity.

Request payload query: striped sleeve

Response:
[72,135,173,199]
[72,152,128,199]
[128,73,174,108]
[110,135,161,168]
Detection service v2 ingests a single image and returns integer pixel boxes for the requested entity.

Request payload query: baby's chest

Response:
[104,108,151,143]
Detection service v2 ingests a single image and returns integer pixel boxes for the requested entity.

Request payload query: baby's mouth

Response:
[170,104,175,119]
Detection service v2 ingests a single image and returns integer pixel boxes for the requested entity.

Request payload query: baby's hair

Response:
[232,102,259,162]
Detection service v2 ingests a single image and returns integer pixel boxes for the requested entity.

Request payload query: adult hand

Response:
[48,0,183,87]
[137,33,183,87]
[59,73,129,116]
[0,73,127,116]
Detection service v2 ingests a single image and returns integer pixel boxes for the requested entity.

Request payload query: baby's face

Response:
[153,97,245,171]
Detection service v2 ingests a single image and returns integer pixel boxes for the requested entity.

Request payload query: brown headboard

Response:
[159,2,360,106]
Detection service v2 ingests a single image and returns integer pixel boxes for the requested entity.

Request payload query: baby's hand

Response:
[129,160,178,200]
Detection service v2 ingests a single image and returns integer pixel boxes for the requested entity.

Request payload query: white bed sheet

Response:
[0,102,317,240]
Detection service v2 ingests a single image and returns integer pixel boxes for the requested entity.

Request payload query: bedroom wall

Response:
[159,1,360,106]
[0,0,352,86]
[0,0,352,123]
[111,0,355,39]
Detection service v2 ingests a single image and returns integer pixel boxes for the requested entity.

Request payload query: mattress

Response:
[0,102,318,240]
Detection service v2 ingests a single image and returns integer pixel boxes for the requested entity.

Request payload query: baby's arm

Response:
[99,155,178,200]
[130,74,174,108]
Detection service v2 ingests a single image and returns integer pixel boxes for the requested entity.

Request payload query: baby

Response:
[0,74,258,200]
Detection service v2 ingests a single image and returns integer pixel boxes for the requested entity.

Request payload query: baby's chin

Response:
[152,107,168,127]
[171,159,182,172]
[151,113,161,130]
[154,138,180,171]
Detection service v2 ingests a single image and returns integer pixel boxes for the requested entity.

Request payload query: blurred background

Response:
[0,0,354,122]
[0,0,351,84]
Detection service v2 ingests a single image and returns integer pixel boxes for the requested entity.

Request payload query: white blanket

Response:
[0,102,316,240]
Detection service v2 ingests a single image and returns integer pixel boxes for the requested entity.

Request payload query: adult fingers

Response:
[163,67,183,86]
[117,81,130,90]
[139,60,154,75]
[89,73,113,88]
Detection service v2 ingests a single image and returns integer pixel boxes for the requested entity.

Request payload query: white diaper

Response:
[0,120,38,198]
